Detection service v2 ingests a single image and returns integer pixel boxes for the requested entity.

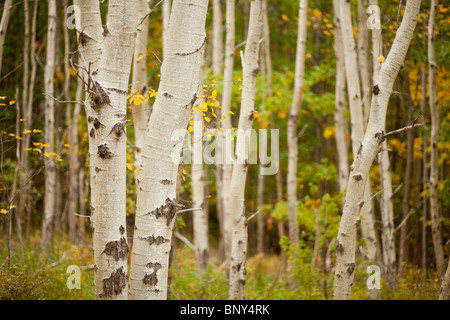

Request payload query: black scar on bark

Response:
[345,262,356,274]
[142,262,162,286]
[336,240,344,255]
[139,235,169,246]
[93,118,103,129]
[99,266,127,298]
[102,237,129,261]
[160,179,173,185]
[372,84,380,95]
[90,128,95,138]
[352,173,363,181]
[145,198,180,226]
[90,81,111,108]
[119,225,125,235]
[98,144,114,159]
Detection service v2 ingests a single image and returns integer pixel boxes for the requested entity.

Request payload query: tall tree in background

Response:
[228,0,262,300]
[221,0,236,270]
[332,0,421,300]
[428,0,444,275]
[0,0,12,77]
[41,0,57,252]
[286,0,308,266]
[75,0,139,299]
[132,0,151,172]
[129,0,209,300]
[332,0,348,192]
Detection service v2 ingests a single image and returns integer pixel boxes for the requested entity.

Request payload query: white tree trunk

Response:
[0,0,12,77]
[339,0,379,265]
[228,0,262,300]
[286,0,308,261]
[41,0,57,252]
[75,0,139,299]
[192,103,209,269]
[428,0,444,276]
[132,0,151,172]
[221,0,236,271]
[332,0,420,300]
[162,0,172,60]
[332,0,349,192]
[128,0,209,300]
[212,0,223,74]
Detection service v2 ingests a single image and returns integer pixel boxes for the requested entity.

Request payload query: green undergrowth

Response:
[0,238,442,300]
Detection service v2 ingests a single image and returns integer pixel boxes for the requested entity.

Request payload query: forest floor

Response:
[0,234,442,300]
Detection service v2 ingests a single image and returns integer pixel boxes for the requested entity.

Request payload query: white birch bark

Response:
[129,0,209,300]
[75,0,139,299]
[192,104,209,269]
[287,0,308,260]
[212,0,223,74]
[339,0,378,265]
[221,0,236,270]
[370,0,382,83]
[357,0,372,127]
[0,0,12,77]
[332,0,421,300]
[132,0,151,172]
[162,0,172,60]
[332,0,349,192]
[428,0,444,275]
[41,0,57,252]
[228,0,262,300]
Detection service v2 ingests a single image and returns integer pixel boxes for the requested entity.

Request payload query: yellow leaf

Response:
[204,116,211,123]
[199,101,208,112]
[9,205,16,209]
[188,126,193,133]
[42,144,50,147]
[50,152,58,156]
[20,118,27,122]
[189,120,195,126]
[126,163,133,170]
[136,168,141,174]
[32,142,41,146]
[136,55,143,60]
[0,209,8,214]
[57,158,64,162]
[0,96,6,99]
[33,148,42,154]
[323,126,335,140]
[281,14,289,22]
[33,129,42,133]
[378,55,385,63]
[23,130,32,134]
[211,89,217,99]
[228,110,235,115]
[0,103,6,106]
[9,100,16,105]
[64,144,70,147]
[24,148,32,151]
[206,134,212,138]
[15,136,22,140]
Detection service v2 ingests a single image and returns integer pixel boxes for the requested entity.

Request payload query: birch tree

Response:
[332,0,421,300]
[332,0,349,192]
[428,0,445,275]
[75,0,139,299]
[128,0,209,300]
[439,242,450,300]
[228,0,262,300]
[221,0,236,269]
[132,0,151,172]
[41,0,57,252]
[339,0,379,265]
[286,0,308,263]
[0,0,12,77]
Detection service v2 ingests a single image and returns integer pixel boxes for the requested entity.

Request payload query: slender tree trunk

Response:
[0,0,12,77]
[228,0,262,300]
[41,0,57,252]
[428,0,444,276]
[339,0,379,265]
[212,0,223,74]
[132,0,151,172]
[398,70,415,271]
[332,0,349,192]
[221,0,235,271]
[357,0,372,127]
[370,0,382,83]
[332,0,421,300]
[420,65,427,274]
[286,0,308,263]
[129,0,209,300]
[192,102,209,269]
[24,0,39,240]
[256,165,265,253]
